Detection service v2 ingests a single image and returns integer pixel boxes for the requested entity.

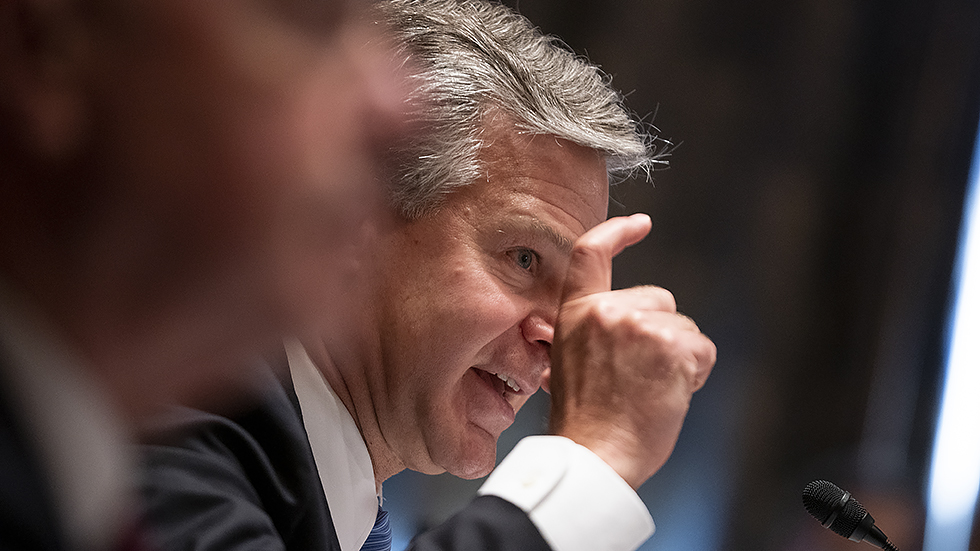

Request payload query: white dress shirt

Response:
[479,437,654,551]
[286,339,655,551]
[0,281,135,551]
[287,339,379,551]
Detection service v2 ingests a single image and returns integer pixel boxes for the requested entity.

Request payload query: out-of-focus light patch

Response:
[392,534,411,551]
[923,131,980,551]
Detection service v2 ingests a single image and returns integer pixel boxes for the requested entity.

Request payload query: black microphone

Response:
[802,480,900,551]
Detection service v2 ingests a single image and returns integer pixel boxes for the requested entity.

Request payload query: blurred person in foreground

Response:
[0,1,405,550]
[139,1,717,551]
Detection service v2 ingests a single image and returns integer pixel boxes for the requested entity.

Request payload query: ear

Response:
[0,0,92,160]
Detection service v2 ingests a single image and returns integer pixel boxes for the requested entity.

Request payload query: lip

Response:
[468,367,519,433]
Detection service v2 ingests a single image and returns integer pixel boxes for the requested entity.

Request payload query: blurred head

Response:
[0,0,405,418]
[331,0,663,480]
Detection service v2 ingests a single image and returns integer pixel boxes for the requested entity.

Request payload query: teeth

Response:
[494,372,521,393]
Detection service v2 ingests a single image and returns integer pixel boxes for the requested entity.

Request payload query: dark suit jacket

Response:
[0,365,69,551]
[139,369,552,551]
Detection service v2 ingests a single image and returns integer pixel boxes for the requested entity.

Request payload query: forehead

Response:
[467,121,610,234]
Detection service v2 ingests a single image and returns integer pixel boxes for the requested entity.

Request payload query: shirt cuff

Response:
[477,436,655,551]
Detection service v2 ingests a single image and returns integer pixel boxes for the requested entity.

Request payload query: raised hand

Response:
[548,213,717,489]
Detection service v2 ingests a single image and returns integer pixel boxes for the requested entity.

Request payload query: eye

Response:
[507,248,539,272]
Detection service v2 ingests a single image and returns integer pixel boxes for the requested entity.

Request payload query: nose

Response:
[520,312,554,349]
[520,311,554,393]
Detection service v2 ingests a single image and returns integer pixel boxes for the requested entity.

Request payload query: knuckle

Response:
[650,325,680,346]
[635,319,681,346]
[676,313,700,331]
[656,288,678,312]
[633,285,676,312]
[576,295,622,324]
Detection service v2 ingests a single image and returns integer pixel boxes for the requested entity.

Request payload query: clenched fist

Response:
[547,213,717,489]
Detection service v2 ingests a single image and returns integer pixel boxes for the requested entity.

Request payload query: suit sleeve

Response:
[407,495,552,551]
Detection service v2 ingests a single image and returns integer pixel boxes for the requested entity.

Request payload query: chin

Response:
[448,460,495,480]
[438,441,497,480]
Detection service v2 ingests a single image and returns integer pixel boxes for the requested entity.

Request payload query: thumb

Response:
[561,213,652,303]
[539,368,551,394]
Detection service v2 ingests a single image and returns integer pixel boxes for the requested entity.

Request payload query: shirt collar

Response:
[286,338,379,551]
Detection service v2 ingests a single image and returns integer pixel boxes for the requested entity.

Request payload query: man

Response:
[140,1,717,551]
[0,1,405,550]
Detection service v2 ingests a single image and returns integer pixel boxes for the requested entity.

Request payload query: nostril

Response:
[520,315,555,346]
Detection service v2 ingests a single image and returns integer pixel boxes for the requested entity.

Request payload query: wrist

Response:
[552,426,648,490]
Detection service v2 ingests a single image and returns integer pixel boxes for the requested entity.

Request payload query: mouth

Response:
[494,372,522,393]
[466,366,538,437]
[472,367,531,398]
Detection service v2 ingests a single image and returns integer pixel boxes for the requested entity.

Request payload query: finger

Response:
[609,285,678,313]
[562,213,652,303]
[689,334,717,391]
[676,312,699,332]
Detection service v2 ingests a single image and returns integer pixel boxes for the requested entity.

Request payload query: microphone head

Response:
[802,479,868,538]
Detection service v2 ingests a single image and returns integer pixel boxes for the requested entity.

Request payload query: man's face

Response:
[72,0,403,407]
[371,121,609,479]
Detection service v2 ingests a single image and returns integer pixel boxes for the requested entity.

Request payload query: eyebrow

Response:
[498,216,575,256]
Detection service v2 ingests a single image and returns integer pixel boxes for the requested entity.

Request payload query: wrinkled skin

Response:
[316,119,716,490]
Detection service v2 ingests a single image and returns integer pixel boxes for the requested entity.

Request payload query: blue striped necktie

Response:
[360,505,392,551]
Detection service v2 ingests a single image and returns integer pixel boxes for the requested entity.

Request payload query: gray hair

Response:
[377,0,666,218]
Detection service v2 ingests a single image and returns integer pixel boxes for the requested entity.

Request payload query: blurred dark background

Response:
[385,0,980,549]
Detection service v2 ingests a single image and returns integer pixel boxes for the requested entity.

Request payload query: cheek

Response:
[270,66,380,194]
[427,279,524,362]
[381,277,509,391]
[379,235,528,378]
[212,72,387,324]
